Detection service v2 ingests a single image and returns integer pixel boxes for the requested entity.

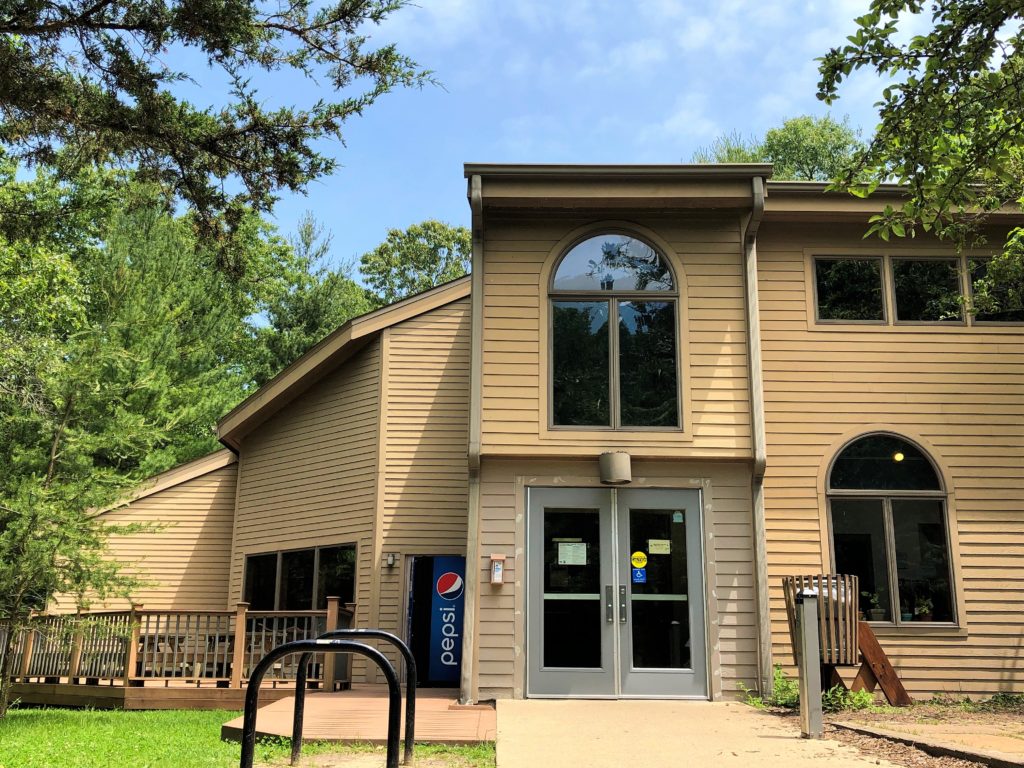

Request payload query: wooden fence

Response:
[1,598,352,689]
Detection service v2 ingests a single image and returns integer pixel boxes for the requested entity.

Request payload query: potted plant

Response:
[914,596,934,622]
[861,590,886,621]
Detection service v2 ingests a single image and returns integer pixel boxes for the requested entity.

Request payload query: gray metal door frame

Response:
[525,486,707,699]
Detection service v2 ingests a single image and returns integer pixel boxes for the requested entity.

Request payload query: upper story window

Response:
[814,253,1021,326]
[550,234,680,429]
[827,434,955,626]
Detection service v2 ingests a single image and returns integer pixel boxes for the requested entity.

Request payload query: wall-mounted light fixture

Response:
[385,553,396,568]
[599,451,632,485]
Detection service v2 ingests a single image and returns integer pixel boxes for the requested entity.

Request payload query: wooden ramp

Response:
[220,685,496,745]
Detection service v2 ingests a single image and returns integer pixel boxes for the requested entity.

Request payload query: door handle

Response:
[605,585,613,623]
[619,585,627,623]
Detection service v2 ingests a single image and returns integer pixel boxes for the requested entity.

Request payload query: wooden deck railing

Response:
[3,598,353,689]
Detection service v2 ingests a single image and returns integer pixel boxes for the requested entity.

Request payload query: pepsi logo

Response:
[436,572,464,601]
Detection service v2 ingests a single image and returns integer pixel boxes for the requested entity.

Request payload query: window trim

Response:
[548,231,683,432]
[825,433,958,629]
[242,541,358,610]
[812,255,888,325]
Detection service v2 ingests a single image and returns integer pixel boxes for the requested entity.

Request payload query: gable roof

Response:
[217,276,472,450]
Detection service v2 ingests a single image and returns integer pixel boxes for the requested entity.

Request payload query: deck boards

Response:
[220,686,496,744]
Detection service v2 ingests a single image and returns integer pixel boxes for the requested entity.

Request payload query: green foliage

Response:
[692,115,864,181]
[822,686,875,713]
[739,665,800,709]
[249,212,374,386]
[0,708,496,767]
[818,0,1024,316]
[360,220,471,305]
[0,1,431,255]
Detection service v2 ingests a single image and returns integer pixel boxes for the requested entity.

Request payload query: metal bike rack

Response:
[239,639,401,768]
[292,629,418,766]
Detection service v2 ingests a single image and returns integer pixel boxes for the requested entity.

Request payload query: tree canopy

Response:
[359,220,471,305]
[0,0,429,260]
[818,0,1024,314]
[692,114,864,181]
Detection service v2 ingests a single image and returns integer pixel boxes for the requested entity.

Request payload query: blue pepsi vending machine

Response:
[408,555,466,686]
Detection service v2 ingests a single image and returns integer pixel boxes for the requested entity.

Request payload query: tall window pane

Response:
[619,301,678,427]
[892,258,962,322]
[317,545,356,608]
[279,549,315,610]
[892,500,953,622]
[552,300,610,426]
[815,258,884,321]
[832,499,892,622]
[244,554,277,610]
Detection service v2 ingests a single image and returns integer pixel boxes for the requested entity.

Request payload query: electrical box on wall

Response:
[490,554,506,585]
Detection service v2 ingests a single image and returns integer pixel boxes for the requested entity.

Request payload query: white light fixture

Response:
[385,553,396,567]
[599,451,632,485]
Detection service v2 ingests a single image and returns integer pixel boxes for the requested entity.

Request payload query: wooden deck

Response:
[221,685,497,744]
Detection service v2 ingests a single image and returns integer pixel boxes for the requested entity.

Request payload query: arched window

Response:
[828,434,955,625]
[550,234,679,428]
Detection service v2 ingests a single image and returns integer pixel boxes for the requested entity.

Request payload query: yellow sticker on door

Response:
[630,551,648,569]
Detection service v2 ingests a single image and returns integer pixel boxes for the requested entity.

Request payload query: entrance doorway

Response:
[526,487,706,698]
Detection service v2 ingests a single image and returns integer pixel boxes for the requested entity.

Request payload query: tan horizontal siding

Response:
[758,222,1024,697]
[475,458,756,700]
[480,213,752,458]
[230,339,381,642]
[368,300,472,664]
[62,465,238,611]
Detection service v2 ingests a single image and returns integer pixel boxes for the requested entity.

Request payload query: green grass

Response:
[0,708,495,768]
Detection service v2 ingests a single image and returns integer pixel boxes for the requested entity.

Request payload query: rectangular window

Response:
[969,259,1024,322]
[552,300,610,426]
[815,258,885,321]
[831,499,892,622]
[316,546,357,610]
[244,553,278,611]
[618,301,678,427]
[892,258,962,322]
[830,498,955,625]
[244,543,356,610]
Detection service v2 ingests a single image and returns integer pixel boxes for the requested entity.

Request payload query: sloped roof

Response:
[96,448,237,515]
[216,276,472,450]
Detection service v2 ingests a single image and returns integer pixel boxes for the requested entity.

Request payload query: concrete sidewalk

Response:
[496,700,900,768]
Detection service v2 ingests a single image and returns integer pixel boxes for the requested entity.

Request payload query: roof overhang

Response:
[217,277,471,451]
[464,164,773,210]
[95,449,237,516]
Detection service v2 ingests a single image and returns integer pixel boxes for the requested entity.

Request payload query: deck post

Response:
[324,597,339,691]
[124,604,142,685]
[231,602,249,688]
[68,615,85,683]
[18,621,35,681]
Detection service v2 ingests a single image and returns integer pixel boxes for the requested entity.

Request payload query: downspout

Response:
[459,174,484,705]
[742,176,772,695]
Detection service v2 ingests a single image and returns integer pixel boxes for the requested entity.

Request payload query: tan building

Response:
[83,165,1024,703]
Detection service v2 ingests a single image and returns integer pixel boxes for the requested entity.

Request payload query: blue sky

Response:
[243,1,894,270]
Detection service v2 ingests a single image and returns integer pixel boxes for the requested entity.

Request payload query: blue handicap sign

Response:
[632,568,647,584]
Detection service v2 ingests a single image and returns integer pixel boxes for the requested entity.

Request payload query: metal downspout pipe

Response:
[459,175,485,705]
[743,176,773,695]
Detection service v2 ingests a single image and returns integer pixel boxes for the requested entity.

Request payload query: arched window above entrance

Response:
[549,233,680,429]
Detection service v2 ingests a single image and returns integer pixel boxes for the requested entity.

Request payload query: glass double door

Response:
[526,487,706,698]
